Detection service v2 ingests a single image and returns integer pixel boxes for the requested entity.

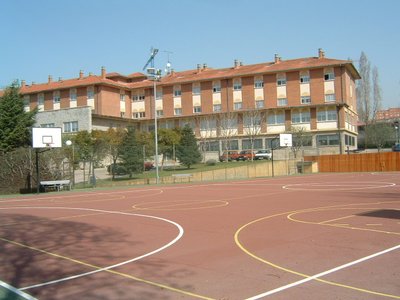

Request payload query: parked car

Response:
[144,161,154,170]
[219,151,239,162]
[236,150,256,161]
[392,143,400,152]
[254,149,272,160]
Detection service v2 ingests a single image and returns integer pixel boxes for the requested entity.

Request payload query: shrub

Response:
[205,159,217,166]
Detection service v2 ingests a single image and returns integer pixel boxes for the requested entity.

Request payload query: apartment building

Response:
[17,49,360,154]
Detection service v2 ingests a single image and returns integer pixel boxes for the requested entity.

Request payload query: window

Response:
[325,93,336,102]
[63,121,78,133]
[267,112,285,125]
[53,91,60,103]
[70,89,77,101]
[324,70,335,81]
[174,108,182,115]
[87,87,94,100]
[277,98,288,106]
[174,89,182,97]
[242,139,262,149]
[277,74,287,86]
[41,123,55,128]
[301,96,311,104]
[317,108,337,121]
[23,95,30,106]
[300,74,310,83]
[291,110,310,124]
[254,78,264,89]
[213,81,221,93]
[255,100,264,108]
[132,94,145,101]
[233,79,242,91]
[345,135,356,146]
[213,104,222,112]
[244,115,261,127]
[317,134,339,146]
[156,89,163,100]
[192,84,200,95]
[120,94,126,102]
[157,110,164,117]
[120,112,125,117]
[38,93,44,105]
[133,112,145,119]
[194,106,202,113]
[234,102,242,110]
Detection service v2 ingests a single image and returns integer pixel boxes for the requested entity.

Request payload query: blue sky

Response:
[1,0,399,108]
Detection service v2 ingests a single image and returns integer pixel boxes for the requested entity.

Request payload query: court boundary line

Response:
[0,280,37,300]
[246,244,400,299]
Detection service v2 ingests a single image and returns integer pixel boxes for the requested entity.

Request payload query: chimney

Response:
[274,54,281,64]
[48,75,53,83]
[58,77,62,82]
[101,66,106,79]
[89,72,93,76]
[79,70,84,79]
[318,48,325,59]
[197,64,201,72]
[203,63,207,70]
[170,68,175,75]
[234,59,239,68]
[32,82,35,85]
[21,80,26,87]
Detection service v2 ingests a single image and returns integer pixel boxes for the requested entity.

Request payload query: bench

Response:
[40,180,71,192]
[171,173,193,183]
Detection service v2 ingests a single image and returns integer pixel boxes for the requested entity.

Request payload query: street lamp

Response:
[143,48,162,184]
[65,140,75,187]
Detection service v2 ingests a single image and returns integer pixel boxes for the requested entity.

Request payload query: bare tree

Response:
[217,112,238,160]
[196,115,217,162]
[242,109,263,159]
[289,126,312,158]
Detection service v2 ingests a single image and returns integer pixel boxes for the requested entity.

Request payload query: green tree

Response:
[104,127,125,180]
[176,125,201,169]
[0,82,36,153]
[119,126,143,178]
[158,128,181,168]
[368,123,395,151]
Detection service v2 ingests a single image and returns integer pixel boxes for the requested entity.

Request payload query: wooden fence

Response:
[305,152,400,172]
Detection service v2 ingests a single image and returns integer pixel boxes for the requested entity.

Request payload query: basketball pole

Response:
[36,148,40,194]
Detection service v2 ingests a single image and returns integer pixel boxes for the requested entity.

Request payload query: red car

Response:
[219,151,240,162]
[236,150,256,161]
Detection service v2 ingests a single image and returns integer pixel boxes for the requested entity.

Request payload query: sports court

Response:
[0,172,399,299]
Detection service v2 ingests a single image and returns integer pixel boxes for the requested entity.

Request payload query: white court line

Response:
[0,207,184,291]
[246,244,400,299]
[0,280,37,299]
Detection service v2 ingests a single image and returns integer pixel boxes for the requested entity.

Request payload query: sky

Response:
[1,0,399,108]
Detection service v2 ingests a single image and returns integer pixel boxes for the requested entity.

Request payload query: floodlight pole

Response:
[153,78,160,184]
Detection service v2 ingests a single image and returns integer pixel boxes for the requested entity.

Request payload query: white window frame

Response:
[301,96,311,104]
[325,93,336,102]
[192,83,201,95]
[87,86,94,100]
[300,74,310,83]
[213,81,221,93]
[133,112,146,119]
[277,98,288,106]
[38,93,44,105]
[70,88,77,101]
[213,104,222,112]
[53,91,61,103]
[233,79,242,91]
[317,108,337,122]
[267,112,285,125]
[156,110,164,117]
[193,106,202,113]
[291,110,310,124]
[255,100,264,108]
[234,102,242,110]
[324,70,335,81]
[254,78,264,89]
[63,121,78,133]
[174,108,182,116]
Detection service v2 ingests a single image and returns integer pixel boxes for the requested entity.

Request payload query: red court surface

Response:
[0,172,399,300]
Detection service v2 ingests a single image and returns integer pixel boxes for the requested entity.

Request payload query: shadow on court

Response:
[0,213,192,300]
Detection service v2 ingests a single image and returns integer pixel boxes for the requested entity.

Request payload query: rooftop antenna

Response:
[163,50,173,74]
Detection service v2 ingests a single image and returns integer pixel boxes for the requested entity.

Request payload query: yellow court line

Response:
[235,204,400,299]
[0,236,215,300]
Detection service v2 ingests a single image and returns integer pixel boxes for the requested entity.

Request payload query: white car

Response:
[254,149,272,160]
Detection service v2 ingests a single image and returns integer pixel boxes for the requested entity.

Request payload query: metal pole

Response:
[36,149,40,193]
[154,79,159,184]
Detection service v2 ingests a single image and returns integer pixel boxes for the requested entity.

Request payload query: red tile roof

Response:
[2,55,360,95]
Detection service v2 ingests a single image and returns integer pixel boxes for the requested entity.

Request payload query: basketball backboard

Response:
[279,133,292,147]
[32,127,62,148]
